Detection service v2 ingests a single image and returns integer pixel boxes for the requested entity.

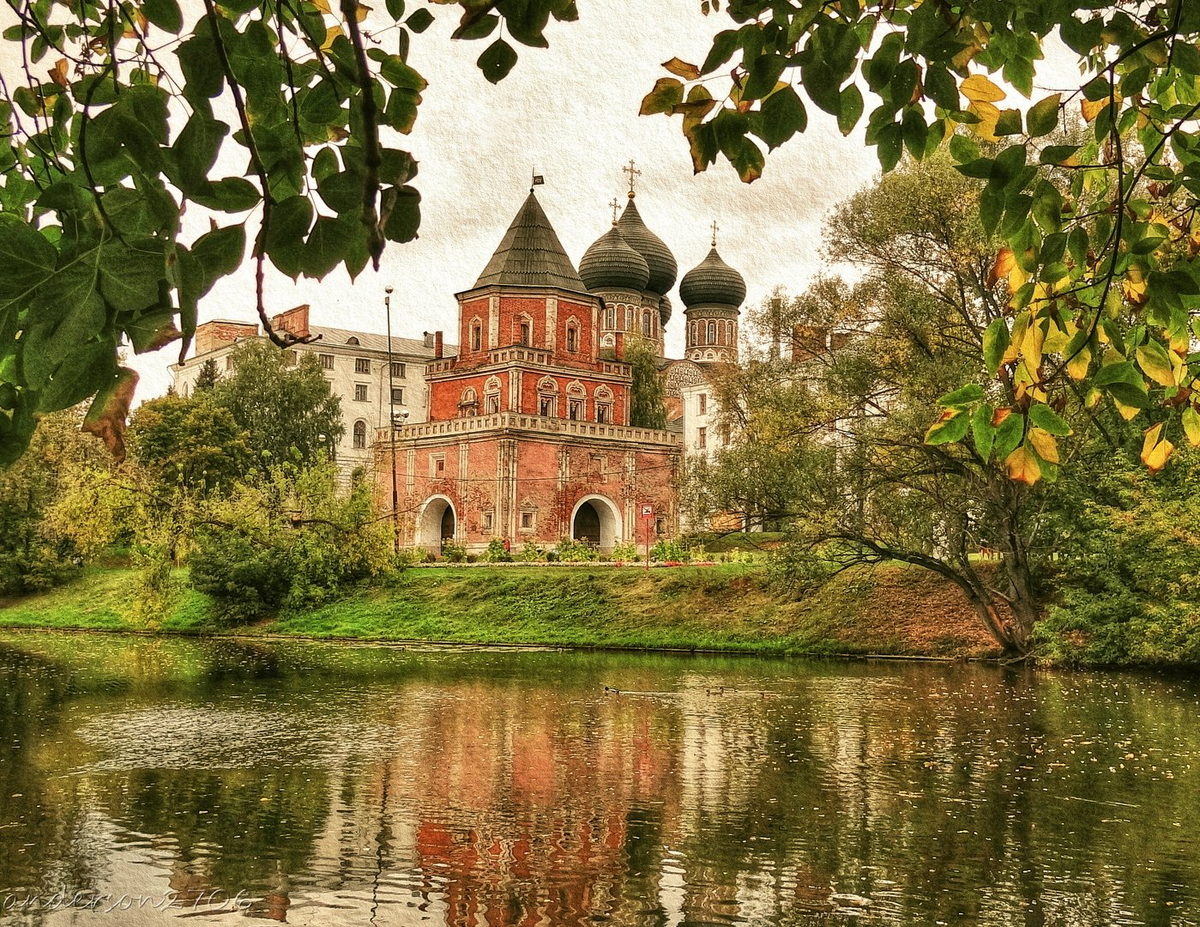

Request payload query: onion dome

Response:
[680,247,747,309]
[658,294,673,326]
[580,225,651,292]
[617,198,677,296]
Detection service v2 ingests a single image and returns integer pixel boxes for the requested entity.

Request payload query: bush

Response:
[516,540,544,562]
[188,463,392,623]
[610,541,638,562]
[649,538,692,563]
[483,538,513,562]
[441,542,467,563]
[555,538,599,562]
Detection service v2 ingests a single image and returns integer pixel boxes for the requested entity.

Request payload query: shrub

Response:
[649,538,692,563]
[610,541,638,562]
[555,538,599,562]
[483,538,513,562]
[516,540,544,562]
[442,542,467,563]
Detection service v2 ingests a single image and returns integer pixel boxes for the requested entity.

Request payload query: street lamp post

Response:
[385,286,400,553]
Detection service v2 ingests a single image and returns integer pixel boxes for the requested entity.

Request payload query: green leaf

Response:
[925,409,970,445]
[303,216,355,279]
[971,405,995,461]
[924,65,959,111]
[190,224,246,295]
[477,39,519,85]
[993,412,1025,460]
[938,384,984,407]
[265,197,313,278]
[382,185,421,243]
[385,0,404,18]
[22,291,106,389]
[0,215,58,312]
[405,8,434,33]
[640,77,685,116]
[1027,93,1061,137]
[199,178,261,213]
[1040,144,1079,165]
[982,317,1010,375]
[37,339,115,414]
[758,86,806,150]
[98,240,166,313]
[452,13,499,40]
[141,0,183,33]
[995,108,1023,136]
[837,85,864,136]
[124,310,182,354]
[743,54,787,100]
[318,170,365,214]
[701,30,738,76]
[1028,403,1072,437]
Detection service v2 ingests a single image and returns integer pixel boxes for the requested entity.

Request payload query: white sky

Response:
[151,0,883,398]
[1,2,1083,401]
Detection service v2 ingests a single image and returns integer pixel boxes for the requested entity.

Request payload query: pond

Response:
[0,631,1198,926]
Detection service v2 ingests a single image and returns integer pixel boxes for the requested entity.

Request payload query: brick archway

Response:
[417,495,456,553]
[570,494,621,552]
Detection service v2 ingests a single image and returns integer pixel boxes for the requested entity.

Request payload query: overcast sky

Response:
[144,0,883,398]
[3,2,1079,400]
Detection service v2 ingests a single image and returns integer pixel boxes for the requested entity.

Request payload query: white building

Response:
[169,304,454,481]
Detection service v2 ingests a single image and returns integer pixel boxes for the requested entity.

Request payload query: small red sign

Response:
[640,504,654,518]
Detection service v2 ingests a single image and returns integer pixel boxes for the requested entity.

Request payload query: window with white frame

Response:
[353,420,368,449]
[354,383,368,402]
[355,358,370,374]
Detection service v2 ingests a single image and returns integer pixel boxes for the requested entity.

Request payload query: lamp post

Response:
[385,286,400,553]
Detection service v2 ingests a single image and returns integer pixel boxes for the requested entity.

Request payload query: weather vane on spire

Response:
[609,197,621,224]
[622,159,641,199]
[711,220,720,247]
[530,168,544,193]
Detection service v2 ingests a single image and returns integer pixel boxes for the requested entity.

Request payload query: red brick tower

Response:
[380,188,681,555]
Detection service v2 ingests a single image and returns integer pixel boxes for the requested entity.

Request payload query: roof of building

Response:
[580,225,651,292]
[617,198,677,296]
[680,247,747,310]
[472,191,588,292]
[306,325,457,357]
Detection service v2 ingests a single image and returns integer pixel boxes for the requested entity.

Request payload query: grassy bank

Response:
[0,563,1000,658]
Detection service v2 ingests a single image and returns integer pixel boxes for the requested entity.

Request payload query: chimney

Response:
[434,331,443,359]
[423,331,435,349]
[791,324,828,364]
[271,304,310,339]
[194,320,260,356]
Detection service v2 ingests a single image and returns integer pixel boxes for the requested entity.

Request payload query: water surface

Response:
[0,631,1198,926]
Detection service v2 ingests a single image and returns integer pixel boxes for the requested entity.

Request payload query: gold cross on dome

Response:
[711,220,720,247]
[622,158,641,198]
[609,197,620,224]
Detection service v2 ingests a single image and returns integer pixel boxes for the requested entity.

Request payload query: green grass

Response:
[0,562,999,658]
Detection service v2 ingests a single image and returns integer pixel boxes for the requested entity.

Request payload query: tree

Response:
[0,0,578,466]
[626,336,668,429]
[213,341,342,475]
[192,358,220,393]
[128,393,250,493]
[0,407,111,593]
[688,154,1097,653]
[648,1,1200,478]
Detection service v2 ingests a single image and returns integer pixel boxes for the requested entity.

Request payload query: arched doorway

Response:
[416,496,456,553]
[570,495,621,552]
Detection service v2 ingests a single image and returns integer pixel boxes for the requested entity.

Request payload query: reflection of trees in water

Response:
[0,644,107,905]
[4,637,1200,926]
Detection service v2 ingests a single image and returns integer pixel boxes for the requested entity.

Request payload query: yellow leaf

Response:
[321,25,341,51]
[1141,422,1175,474]
[48,58,68,88]
[1021,320,1045,371]
[1043,322,1069,355]
[356,3,371,22]
[1113,397,1141,421]
[1183,405,1200,447]
[961,74,1006,104]
[1135,345,1177,388]
[313,0,331,11]
[1027,427,1060,464]
[1005,445,1042,485]
[1081,98,1107,122]
[967,101,1000,142]
[1067,344,1091,381]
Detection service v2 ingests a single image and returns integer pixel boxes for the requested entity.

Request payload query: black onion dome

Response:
[617,199,677,296]
[658,294,673,326]
[680,247,747,309]
[579,226,651,292]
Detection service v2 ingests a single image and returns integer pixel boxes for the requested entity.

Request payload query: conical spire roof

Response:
[680,247,746,309]
[617,198,677,296]
[472,191,587,291]
[580,225,651,292]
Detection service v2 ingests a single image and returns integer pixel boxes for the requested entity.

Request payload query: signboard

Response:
[640,503,654,518]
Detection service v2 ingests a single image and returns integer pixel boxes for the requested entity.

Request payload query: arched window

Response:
[470,318,483,352]
[537,376,559,417]
[594,385,614,424]
[642,310,651,336]
[484,376,502,414]
[606,305,615,329]
[565,319,580,353]
[707,320,717,344]
[353,420,368,449]
[347,336,360,345]
[567,380,586,421]
[626,307,634,331]
[459,387,479,417]
[514,314,532,346]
